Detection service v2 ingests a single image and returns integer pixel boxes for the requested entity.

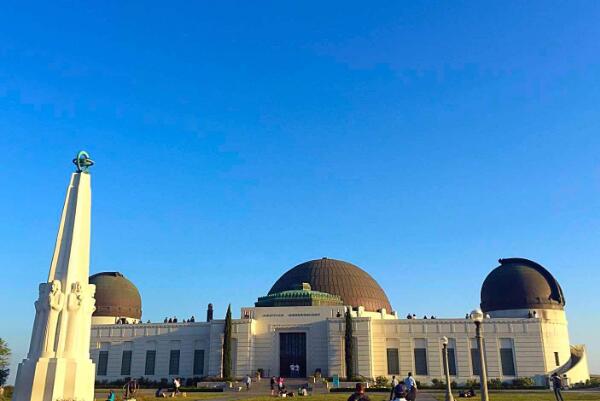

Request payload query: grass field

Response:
[89,392,600,401]
[94,392,228,401]
[431,392,600,401]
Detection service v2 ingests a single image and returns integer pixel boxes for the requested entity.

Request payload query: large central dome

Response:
[269,258,392,312]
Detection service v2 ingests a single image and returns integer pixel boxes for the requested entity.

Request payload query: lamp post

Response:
[470,308,489,401]
[441,336,455,401]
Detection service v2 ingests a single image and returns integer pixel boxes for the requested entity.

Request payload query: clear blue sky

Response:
[1,2,599,382]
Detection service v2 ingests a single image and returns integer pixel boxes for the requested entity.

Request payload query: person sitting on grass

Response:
[458,388,475,398]
[155,386,167,398]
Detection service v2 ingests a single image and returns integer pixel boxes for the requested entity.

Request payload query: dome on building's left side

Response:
[89,272,142,320]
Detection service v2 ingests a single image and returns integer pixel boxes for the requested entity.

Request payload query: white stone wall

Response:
[539,312,571,373]
[326,317,551,384]
[366,318,551,383]
[90,322,218,381]
[89,306,586,385]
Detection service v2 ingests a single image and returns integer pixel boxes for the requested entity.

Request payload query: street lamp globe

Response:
[470,308,484,323]
[441,336,449,346]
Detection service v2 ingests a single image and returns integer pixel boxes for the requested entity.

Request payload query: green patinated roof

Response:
[255,284,344,307]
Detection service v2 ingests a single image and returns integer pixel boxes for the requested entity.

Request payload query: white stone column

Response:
[13,153,97,401]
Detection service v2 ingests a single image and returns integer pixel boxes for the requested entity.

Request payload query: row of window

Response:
[96,349,205,377]
[386,344,516,377]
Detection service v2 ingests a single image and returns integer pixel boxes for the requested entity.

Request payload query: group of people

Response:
[154,377,182,398]
[390,372,418,401]
[163,316,196,323]
[115,318,151,324]
[457,388,476,398]
[270,376,287,396]
[348,373,418,401]
[405,314,437,319]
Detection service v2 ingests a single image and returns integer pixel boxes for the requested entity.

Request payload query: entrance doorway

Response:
[279,332,306,377]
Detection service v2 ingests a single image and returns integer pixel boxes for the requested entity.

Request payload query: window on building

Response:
[121,350,132,376]
[97,350,108,376]
[500,349,516,376]
[413,339,428,375]
[414,348,428,375]
[193,350,205,376]
[447,347,457,376]
[386,348,400,375]
[499,338,516,376]
[169,350,180,375]
[145,350,156,375]
[554,352,560,367]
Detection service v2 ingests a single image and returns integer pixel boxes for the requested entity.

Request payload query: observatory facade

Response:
[88,257,590,386]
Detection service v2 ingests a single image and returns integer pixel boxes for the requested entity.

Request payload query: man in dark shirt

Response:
[347,383,371,401]
[551,373,564,401]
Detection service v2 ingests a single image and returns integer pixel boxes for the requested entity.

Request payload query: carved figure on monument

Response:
[42,280,64,356]
[27,284,51,359]
[64,281,85,356]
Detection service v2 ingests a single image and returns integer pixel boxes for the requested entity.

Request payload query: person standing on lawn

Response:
[551,372,564,401]
[389,375,399,400]
[403,372,417,401]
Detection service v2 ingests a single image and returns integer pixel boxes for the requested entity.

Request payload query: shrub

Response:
[465,379,479,388]
[374,376,389,388]
[587,377,600,388]
[488,378,502,389]
[330,387,390,393]
[178,387,224,392]
[512,377,535,388]
[1,386,14,400]
[431,378,445,389]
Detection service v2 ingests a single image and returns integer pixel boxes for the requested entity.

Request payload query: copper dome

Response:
[90,272,142,319]
[269,258,392,312]
[480,258,565,313]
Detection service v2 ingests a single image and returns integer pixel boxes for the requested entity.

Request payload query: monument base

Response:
[13,356,95,401]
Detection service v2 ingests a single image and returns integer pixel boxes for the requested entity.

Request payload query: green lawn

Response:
[431,392,600,401]
[94,392,228,401]
[89,391,600,401]
[243,396,356,401]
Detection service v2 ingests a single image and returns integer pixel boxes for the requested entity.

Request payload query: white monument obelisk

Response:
[13,151,97,401]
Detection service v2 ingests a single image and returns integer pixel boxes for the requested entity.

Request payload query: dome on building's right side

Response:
[480,258,565,313]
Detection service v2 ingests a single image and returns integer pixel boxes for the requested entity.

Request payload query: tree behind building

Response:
[222,305,233,380]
